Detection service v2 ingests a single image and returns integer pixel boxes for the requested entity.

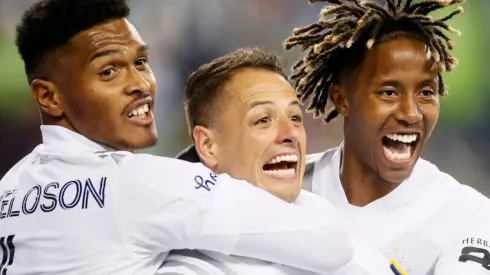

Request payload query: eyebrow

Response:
[378,80,402,88]
[89,44,149,62]
[419,79,438,87]
[378,78,438,88]
[249,99,300,109]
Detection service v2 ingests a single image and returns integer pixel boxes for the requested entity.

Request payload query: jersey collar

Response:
[40,125,115,154]
[315,142,425,212]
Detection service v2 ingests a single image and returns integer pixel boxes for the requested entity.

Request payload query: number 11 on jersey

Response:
[0,235,15,275]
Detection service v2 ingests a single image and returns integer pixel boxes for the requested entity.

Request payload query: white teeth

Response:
[267,154,299,164]
[385,133,417,143]
[128,104,149,118]
[383,145,412,161]
[263,154,298,177]
[263,168,295,177]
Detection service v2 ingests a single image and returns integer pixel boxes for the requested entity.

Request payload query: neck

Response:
[339,142,401,207]
[42,115,76,131]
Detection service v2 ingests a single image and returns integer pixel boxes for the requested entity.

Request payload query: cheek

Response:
[299,128,307,149]
[145,70,157,94]
[60,90,87,119]
[351,95,376,120]
[65,88,120,124]
[422,104,440,131]
[239,136,266,163]
[216,135,249,170]
[236,132,271,167]
[350,104,385,133]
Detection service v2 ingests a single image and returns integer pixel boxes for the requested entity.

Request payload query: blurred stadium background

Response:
[1,0,489,196]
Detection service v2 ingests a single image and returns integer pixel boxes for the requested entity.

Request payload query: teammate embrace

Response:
[2,0,489,275]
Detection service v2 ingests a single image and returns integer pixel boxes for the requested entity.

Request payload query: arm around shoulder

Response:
[117,154,354,272]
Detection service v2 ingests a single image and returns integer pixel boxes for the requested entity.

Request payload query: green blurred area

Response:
[0,31,32,120]
[0,1,486,127]
[421,1,487,126]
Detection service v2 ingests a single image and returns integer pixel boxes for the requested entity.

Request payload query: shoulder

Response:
[416,158,490,218]
[115,153,222,200]
[309,147,340,162]
[0,147,39,187]
[305,146,340,169]
[119,153,213,176]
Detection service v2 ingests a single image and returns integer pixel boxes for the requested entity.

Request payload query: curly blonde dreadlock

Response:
[284,0,464,122]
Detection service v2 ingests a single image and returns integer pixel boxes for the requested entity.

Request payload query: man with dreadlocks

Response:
[285,0,490,274]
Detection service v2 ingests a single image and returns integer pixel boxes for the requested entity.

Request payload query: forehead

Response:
[221,68,296,106]
[356,38,437,83]
[67,18,145,58]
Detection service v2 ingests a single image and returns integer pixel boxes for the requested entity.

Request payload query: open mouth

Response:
[127,103,150,119]
[262,154,298,178]
[381,133,420,162]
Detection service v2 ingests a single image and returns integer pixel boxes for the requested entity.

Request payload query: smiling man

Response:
[0,1,370,274]
[165,47,394,275]
[285,0,490,274]
[184,48,306,203]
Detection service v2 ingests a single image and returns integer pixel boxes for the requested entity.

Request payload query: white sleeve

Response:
[116,155,353,273]
[434,217,490,274]
[330,236,393,275]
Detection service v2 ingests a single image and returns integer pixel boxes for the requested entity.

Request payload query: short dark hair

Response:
[184,47,286,138]
[16,0,130,83]
[284,0,464,123]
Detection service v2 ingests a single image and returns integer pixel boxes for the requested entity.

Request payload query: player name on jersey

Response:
[0,177,107,220]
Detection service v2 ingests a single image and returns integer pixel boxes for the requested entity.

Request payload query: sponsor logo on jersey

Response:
[384,246,410,274]
[459,237,490,270]
[390,259,408,275]
[194,173,218,192]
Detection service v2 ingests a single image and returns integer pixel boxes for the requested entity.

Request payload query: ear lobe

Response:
[31,79,64,117]
[192,126,218,170]
[328,83,349,117]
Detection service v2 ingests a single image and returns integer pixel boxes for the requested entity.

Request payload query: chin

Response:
[272,188,301,203]
[379,169,414,184]
[256,175,301,203]
[118,134,158,151]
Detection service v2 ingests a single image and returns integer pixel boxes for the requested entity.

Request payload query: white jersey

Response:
[0,126,355,275]
[310,145,490,275]
[157,235,394,275]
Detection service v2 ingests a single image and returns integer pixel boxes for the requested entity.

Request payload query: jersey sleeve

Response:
[115,154,354,273]
[434,194,490,275]
[434,219,490,274]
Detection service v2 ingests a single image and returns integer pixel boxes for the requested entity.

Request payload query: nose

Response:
[275,115,301,145]
[124,67,151,96]
[394,94,422,125]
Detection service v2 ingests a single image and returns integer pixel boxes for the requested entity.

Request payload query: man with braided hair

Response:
[285,0,490,274]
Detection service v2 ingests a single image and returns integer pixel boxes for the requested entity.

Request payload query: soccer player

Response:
[164,47,394,274]
[284,0,490,274]
[0,1,359,274]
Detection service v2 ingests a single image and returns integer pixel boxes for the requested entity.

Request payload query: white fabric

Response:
[311,145,490,275]
[0,126,357,275]
[157,235,393,275]
[156,150,394,275]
